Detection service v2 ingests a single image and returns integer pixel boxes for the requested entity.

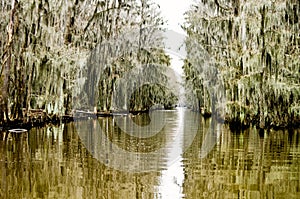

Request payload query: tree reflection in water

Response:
[0,112,299,198]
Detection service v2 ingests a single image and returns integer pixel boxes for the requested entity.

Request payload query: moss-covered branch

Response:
[184,0,300,128]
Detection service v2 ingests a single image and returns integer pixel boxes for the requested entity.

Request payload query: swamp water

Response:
[0,108,299,199]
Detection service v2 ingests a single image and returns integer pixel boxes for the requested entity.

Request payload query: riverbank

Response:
[0,108,167,131]
[186,107,300,132]
[1,108,299,133]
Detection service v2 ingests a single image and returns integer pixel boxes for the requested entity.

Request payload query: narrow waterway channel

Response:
[1,108,299,198]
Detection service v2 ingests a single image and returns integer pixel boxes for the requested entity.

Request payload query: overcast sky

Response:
[152,2,195,193]
[153,0,194,34]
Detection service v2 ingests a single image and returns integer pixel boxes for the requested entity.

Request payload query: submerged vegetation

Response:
[184,0,300,128]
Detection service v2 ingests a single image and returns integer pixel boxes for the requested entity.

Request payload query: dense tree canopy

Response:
[183,0,300,128]
[1,0,299,128]
[0,0,176,124]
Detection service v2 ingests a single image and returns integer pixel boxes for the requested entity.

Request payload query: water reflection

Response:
[0,109,299,198]
[74,108,199,172]
[158,108,185,199]
[183,128,300,199]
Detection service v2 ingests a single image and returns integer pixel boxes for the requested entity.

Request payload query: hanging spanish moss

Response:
[75,0,177,114]
[184,0,300,129]
[0,0,176,126]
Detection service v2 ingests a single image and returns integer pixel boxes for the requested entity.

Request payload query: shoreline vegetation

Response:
[0,107,299,132]
[183,0,300,130]
[1,0,299,131]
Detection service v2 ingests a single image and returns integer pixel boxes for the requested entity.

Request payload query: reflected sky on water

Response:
[0,108,299,199]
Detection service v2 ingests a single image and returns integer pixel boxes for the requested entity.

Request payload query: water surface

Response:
[0,108,299,198]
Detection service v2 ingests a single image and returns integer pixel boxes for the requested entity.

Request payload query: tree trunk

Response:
[0,0,18,123]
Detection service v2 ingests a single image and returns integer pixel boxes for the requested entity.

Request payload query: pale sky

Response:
[152,2,193,196]
[152,0,194,76]
[153,0,194,34]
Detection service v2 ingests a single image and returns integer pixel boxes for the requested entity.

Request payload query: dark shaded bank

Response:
[0,113,72,131]
[226,117,300,133]
[0,107,173,131]
[189,107,300,132]
[1,107,299,133]
[0,112,110,131]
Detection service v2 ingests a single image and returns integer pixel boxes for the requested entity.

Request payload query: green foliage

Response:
[0,0,174,124]
[184,0,300,128]
[79,0,175,113]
